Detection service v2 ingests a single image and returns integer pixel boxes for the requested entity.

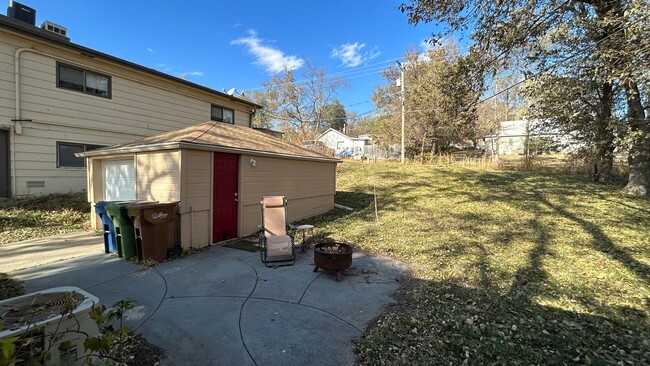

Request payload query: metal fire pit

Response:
[313,242,353,282]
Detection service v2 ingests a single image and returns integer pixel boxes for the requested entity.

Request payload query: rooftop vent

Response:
[41,20,67,37]
[6,1,35,25]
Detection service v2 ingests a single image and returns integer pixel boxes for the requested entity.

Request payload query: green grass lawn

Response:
[0,192,90,245]
[305,161,650,365]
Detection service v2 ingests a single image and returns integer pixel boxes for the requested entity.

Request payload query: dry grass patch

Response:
[0,192,90,244]
[302,161,650,364]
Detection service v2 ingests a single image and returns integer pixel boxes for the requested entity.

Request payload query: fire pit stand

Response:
[313,242,353,282]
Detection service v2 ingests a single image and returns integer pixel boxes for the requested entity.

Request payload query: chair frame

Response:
[259,196,296,267]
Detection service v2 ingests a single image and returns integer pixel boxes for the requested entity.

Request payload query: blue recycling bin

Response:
[95,201,118,254]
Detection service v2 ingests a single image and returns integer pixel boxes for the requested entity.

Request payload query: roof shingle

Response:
[84,122,338,161]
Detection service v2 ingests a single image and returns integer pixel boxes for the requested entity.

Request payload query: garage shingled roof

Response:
[78,121,339,162]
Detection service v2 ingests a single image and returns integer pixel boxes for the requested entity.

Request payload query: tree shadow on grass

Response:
[541,197,650,283]
[357,277,650,365]
[441,169,650,286]
[336,166,650,363]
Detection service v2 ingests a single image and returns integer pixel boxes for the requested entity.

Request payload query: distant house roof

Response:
[315,128,368,141]
[79,121,340,163]
[0,14,262,110]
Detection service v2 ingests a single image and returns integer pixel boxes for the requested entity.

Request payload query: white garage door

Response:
[103,159,136,201]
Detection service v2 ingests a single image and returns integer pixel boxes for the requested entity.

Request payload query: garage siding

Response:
[86,149,336,246]
[239,155,336,236]
[135,150,181,202]
[179,150,212,249]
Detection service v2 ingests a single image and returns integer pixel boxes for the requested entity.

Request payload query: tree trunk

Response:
[420,136,426,164]
[622,81,650,197]
[594,82,615,184]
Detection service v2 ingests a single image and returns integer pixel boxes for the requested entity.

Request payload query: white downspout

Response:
[11,48,34,196]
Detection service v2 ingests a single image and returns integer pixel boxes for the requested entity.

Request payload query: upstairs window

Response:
[57,62,111,98]
[57,142,104,168]
[211,105,234,124]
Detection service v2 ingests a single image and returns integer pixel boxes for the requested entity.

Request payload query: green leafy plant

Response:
[0,297,138,366]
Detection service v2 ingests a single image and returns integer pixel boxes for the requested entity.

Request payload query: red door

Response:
[213,152,239,242]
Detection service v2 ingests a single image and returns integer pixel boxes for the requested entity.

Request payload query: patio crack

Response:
[247,296,362,333]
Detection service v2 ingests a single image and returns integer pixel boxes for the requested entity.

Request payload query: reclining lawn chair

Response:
[259,196,296,267]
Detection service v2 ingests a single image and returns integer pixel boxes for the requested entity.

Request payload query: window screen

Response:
[85,72,110,97]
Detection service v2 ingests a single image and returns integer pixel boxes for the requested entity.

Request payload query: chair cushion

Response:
[267,234,292,256]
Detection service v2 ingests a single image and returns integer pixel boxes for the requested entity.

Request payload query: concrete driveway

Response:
[0,231,104,272]
[12,244,407,365]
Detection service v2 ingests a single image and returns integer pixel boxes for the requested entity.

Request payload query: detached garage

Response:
[79,121,339,249]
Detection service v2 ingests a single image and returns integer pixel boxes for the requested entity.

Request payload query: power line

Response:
[345,100,372,107]
[241,58,399,93]
[259,107,379,123]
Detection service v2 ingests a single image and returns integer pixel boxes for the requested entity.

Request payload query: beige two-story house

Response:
[0,6,339,246]
[0,11,260,198]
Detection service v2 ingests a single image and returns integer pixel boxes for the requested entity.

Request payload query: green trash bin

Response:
[106,202,137,260]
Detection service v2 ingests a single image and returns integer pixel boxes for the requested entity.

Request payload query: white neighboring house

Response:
[316,128,370,157]
[483,120,578,155]
[484,120,528,155]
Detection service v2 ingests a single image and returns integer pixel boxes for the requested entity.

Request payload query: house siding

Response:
[239,155,336,236]
[0,30,254,196]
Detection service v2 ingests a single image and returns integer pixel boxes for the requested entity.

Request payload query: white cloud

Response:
[420,39,433,52]
[331,42,381,68]
[147,47,155,54]
[177,71,204,79]
[231,30,304,73]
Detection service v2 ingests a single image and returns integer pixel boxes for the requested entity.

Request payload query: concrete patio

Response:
[12,244,407,365]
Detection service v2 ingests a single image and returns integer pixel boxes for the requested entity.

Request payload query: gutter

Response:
[249,108,256,128]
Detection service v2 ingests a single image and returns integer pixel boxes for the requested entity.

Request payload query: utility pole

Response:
[397,61,405,163]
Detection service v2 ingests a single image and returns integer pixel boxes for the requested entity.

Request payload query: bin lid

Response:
[95,201,112,209]
[106,200,156,209]
[105,201,140,214]
[127,202,178,225]
[96,200,136,209]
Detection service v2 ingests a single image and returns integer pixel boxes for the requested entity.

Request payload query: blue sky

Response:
[23,0,440,114]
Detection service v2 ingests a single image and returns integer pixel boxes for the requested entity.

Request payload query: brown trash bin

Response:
[127,202,179,262]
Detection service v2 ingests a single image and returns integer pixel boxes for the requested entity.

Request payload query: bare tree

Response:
[258,62,348,143]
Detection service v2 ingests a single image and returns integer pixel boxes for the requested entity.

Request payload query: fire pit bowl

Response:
[313,242,353,282]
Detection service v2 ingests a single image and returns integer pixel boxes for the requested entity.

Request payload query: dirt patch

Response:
[106,331,165,366]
